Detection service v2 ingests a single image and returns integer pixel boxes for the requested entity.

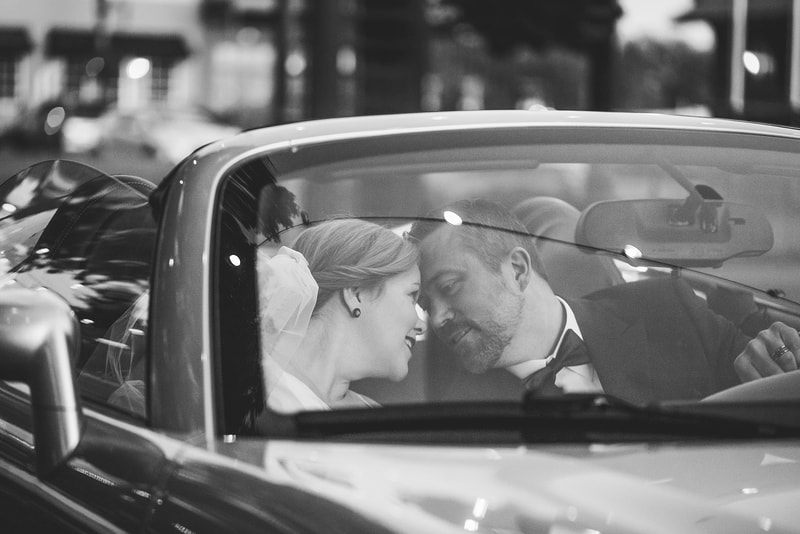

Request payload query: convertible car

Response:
[0,110,799,533]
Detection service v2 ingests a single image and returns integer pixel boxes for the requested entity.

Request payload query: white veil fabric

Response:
[257,246,319,409]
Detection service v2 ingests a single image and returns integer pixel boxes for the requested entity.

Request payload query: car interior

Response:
[210,141,800,430]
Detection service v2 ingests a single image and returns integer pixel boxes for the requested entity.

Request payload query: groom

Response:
[409,198,800,403]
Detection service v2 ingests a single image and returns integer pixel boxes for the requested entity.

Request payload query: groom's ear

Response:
[508,247,532,292]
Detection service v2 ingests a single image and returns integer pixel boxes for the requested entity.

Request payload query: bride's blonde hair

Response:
[291,218,418,312]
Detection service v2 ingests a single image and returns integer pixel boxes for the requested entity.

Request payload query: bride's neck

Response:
[287,318,352,404]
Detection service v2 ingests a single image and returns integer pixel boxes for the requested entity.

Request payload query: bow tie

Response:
[523,330,591,396]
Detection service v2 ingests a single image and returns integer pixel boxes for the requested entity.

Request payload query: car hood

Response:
[257,439,800,533]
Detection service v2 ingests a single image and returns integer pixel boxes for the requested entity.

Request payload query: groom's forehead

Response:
[420,227,482,274]
[420,225,462,258]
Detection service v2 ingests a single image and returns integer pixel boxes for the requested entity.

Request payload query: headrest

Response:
[513,196,580,242]
[513,196,623,297]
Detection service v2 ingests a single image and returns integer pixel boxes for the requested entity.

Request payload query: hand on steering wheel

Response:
[734,321,800,382]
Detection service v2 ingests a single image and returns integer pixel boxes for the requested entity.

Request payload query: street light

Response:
[126,57,152,80]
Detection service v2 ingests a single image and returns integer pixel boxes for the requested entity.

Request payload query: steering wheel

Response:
[702,369,800,402]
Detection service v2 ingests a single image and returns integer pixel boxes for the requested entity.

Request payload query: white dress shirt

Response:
[507,297,604,393]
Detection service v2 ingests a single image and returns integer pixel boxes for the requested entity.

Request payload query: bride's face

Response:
[355,266,426,381]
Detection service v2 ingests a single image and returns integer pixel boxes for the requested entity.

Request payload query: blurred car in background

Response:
[61,108,105,154]
[0,100,106,151]
[0,111,799,533]
[74,105,241,164]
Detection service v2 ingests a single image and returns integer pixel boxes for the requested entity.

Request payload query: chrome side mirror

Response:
[0,287,82,476]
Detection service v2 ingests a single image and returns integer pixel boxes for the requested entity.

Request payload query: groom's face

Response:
[418,225,523,374]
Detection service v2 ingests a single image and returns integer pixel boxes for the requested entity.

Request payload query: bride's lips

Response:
[404,335,417,350]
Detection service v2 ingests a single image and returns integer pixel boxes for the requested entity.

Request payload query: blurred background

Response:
[0,0,795,179]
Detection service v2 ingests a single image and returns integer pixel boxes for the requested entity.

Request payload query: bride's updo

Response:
[291,219,418,312]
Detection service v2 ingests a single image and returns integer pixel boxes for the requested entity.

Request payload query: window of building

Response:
[0,58,17,98]
[150,57,169,102]
[65,57,87,96]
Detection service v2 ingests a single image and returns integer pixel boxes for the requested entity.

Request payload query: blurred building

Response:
[201,0,425,124]
[0,0,619,143]
[0,0,203,143]
[680,0,800,126]
[0,0,429,138]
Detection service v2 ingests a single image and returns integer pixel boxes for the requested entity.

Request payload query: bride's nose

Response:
[414,305,427,336]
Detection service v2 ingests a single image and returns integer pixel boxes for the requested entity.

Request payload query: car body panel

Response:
[0,382,394,533]
[256,438,800,534]
[0,383,171,532]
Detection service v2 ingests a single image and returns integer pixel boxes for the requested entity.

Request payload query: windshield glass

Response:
[215,126,800,428]
[0,160,157,418]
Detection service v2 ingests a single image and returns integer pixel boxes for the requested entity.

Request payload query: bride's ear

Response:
[341,287,362,317]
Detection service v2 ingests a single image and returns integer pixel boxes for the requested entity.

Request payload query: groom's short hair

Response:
[409,198,548,280]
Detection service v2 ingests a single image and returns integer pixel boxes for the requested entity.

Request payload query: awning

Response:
[0,27,32,56]
[677,0,791,22]
[110,33,189,58]
[201,0,281,24]
[46,28,189,59]
[45,28,95,56]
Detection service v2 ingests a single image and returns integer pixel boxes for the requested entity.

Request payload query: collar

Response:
[507,297,584,379]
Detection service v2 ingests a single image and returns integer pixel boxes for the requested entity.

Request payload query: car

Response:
[84,106,242,164]
[61,109,105,155]
[0,100,107,152]
[0,110,799,533]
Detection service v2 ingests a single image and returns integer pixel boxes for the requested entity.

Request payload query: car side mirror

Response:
[0,287,82,477]
[575,199,774,267]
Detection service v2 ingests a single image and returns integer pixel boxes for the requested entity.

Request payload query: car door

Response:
[0,160,171,532]
[0,383,174,533]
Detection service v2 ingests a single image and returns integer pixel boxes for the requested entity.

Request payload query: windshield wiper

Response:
[281,394,798,444]
[521,392,798,441]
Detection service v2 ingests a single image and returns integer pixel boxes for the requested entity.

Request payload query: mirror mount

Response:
[0,287,82,477]
[669,184,723,232]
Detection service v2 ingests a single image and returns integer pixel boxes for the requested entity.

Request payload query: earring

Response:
[352,308,361,318]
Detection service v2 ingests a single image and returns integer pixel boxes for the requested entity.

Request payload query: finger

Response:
[769,346,796,372]
[734,355,762,382]
[778,326,800,371]
[765,322,800,371]
[751,352,784,378]
[746,334,784,377]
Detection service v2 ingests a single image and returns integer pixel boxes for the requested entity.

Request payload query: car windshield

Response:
[213,124,800,431]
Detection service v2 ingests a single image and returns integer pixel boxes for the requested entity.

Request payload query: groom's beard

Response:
[450,293,524,374]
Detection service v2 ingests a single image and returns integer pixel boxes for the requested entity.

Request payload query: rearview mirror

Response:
[575,199,774,267]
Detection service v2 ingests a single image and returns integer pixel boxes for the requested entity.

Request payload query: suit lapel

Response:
[566,297,653,405]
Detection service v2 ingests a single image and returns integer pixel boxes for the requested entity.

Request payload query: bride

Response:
[258,218,426,412]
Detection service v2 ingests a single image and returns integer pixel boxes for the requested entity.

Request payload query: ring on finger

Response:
[771,345,791,362]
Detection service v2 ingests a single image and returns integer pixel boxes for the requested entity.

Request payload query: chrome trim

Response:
[202,111,800,154]
[0,459,128,534]
[0,288,81,476]
[197,143,293,446]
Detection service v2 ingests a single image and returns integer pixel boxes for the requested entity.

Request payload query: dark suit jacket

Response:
[566,277,750,404]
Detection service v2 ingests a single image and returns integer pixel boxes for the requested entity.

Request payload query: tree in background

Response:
[614,38,713,112]
[433,0,623,110]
